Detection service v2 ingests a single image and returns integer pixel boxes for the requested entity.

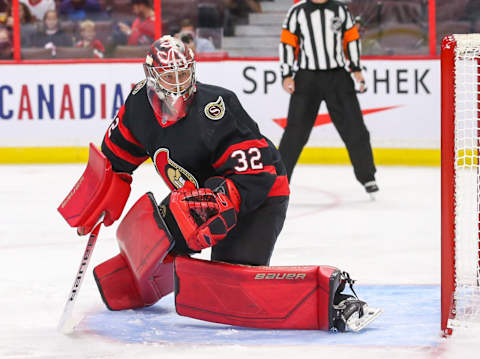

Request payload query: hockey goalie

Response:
[58,35,382,332]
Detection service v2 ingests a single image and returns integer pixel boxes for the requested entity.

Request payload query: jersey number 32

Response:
[231,148,264,172]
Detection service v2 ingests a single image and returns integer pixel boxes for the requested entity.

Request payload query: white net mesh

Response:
[451,34,480,328]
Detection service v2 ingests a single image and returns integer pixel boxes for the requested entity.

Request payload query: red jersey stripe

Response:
[116,105,125,119]
[104,135,148,166]
[268,175,290,197]
[212,139,269,169]
[232,165,277,176]
[118,121,143,147]
[117,108,143,147]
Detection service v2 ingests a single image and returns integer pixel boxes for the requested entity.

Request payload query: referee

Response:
[278,0,378,197]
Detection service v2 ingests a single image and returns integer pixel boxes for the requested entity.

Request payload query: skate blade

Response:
[346,306,383,332]
[368,192,376,201]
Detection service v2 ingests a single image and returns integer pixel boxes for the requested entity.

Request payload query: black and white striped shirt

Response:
[279,0,361,78]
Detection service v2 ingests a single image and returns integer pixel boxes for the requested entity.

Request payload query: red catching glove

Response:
[168,178,241,251]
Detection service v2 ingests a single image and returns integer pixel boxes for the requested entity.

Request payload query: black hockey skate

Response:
[331,272,382,332]
[363,181,379,200]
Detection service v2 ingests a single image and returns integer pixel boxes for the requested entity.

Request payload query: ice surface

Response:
[84,285,439,346]
[1,164,479,358]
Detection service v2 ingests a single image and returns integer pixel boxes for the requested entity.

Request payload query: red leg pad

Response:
[93,254,144,310]
[116,192,175,306]
[94,254,175,310]
[174,256,342,330]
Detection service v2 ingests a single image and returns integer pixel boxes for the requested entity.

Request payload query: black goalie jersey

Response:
[101,81,290,216]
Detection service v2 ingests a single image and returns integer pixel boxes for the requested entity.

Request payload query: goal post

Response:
[441,34,480,335]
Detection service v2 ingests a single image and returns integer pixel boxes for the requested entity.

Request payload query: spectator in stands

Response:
[354,15,382,55]
[116,0,155,46]
[75,19,104,58]
[4,2,37,47]
[224,0,263,16]
[0,1,8,24]
[0,25,12,59]
[4,2,34,27]
[223,0,262,36]
[19,0,55,22]
[179,32,195,53]
[33,9,72,48]
[177,19,215,53]
[59,0,108,21]
[465,0,480,23]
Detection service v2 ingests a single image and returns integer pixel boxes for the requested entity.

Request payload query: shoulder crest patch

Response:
[132,79,147,95]
[204,96,225,121]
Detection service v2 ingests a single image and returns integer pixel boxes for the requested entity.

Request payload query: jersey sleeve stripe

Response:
[212,138,269,169]
[268,175,290,197]
[104,134,148,166]
[234,165,277,176]
[118,118,143,148]
[114,105,144,148]
[280,29,298,48]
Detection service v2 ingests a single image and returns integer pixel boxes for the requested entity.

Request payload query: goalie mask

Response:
[144,35,196,125]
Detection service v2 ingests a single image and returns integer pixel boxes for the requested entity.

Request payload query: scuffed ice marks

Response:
[83,288,440,347]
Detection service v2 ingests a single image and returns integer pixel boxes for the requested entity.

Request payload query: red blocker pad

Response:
[58,143,132,230]
[174,256,342,330]
[94,192,175,310]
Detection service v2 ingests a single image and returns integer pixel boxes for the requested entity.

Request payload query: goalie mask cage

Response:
[441,34,480,335]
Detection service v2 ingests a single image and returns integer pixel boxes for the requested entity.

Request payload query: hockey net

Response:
[441,34,480,335]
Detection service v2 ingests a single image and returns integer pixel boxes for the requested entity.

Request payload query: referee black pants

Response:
[278,68,376,185]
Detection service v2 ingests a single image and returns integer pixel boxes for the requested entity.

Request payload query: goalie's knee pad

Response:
[94,192,175,310]
[93,254,144,310]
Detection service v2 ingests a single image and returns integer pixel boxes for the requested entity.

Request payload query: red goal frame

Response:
[440,35,456,336]
[441,34,480,335]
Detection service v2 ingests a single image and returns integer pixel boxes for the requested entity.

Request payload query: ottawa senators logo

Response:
[153,148,198,190]
[204,96,225,120]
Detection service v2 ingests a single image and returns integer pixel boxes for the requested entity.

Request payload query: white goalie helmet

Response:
[143,35,197,124]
